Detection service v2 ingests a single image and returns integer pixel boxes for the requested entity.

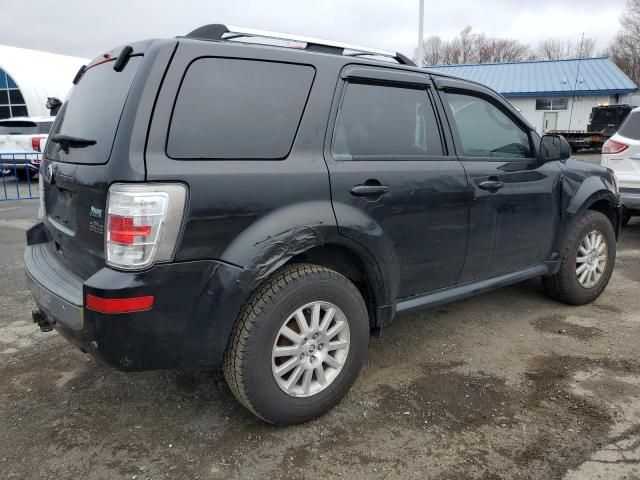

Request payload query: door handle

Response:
[478,179,505,192]
[350,184,390,197]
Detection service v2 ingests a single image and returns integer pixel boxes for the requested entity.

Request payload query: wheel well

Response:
[287,245,378,328]
[588,198,618,235]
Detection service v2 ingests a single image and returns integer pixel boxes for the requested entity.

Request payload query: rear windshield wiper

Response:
[50,134,96,153]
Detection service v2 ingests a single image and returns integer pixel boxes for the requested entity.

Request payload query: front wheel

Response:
[543,210,616,305]
[223,263,369,425]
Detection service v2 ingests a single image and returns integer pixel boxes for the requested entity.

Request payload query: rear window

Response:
[167,59,315,159]
[617,111,640,140]
[592,107,629,123]
[0,120,51,135]
[45,56,142,163]
[0,120,37,135]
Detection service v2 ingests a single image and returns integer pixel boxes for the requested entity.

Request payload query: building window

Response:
[0,68,28,119]
[536,98,568,111]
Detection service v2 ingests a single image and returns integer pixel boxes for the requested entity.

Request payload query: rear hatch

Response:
[41,46,148,278]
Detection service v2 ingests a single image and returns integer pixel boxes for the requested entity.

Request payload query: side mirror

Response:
[540,134,571,162]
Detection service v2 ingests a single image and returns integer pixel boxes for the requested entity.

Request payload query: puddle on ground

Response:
[532,314,603,340]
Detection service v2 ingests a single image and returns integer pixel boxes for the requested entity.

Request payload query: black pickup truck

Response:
[552,104,634,152]
[24,25,621,424]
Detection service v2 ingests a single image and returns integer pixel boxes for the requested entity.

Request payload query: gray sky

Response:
[1,0,628,59]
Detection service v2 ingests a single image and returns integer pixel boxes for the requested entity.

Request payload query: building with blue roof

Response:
[428,57,638,134]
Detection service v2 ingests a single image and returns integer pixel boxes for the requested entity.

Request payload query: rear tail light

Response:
[106,183,188,270]
[602,139,629,155]
[31,137,42,152]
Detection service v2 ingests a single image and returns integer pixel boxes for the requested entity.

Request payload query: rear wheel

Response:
[543,210,616,305]
[223,263,369,425]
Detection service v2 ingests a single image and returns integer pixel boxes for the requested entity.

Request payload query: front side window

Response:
[167,59,315,159]
[332,82,443,159]
[447,92,532,159]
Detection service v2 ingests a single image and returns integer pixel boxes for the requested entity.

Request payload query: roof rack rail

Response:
[185,24,416,67]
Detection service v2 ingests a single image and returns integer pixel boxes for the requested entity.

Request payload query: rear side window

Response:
[446,92,532,159]
[167,59,315,159]
[45,56,142,164]
[332,82,443,159]
[616,111,640,140]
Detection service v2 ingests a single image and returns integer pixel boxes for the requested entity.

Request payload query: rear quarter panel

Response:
[145,41,338,278]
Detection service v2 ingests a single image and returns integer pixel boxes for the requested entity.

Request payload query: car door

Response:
[435,79,562,281]
[324,66,470,299]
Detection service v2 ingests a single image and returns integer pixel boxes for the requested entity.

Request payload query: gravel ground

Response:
[1,155,639,479]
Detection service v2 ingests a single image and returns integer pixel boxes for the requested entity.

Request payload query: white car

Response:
[0,116,55,180]
[601,107,640,226]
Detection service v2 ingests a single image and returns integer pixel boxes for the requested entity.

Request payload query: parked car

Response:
[601,107,640,226]
[25,25,621,425]
[0,116,54,180]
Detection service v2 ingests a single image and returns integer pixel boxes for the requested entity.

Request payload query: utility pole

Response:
[416,0,424,66]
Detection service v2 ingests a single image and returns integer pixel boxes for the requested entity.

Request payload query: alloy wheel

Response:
[272,301,350,397]
[576,230,607,289]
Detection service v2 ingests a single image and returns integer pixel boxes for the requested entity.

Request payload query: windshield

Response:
[0,120,52,135]
[44,55,142,164]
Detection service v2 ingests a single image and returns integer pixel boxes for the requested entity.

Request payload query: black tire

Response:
[543,210,616,305]
[223,263,369,425]
[16,169,36,181]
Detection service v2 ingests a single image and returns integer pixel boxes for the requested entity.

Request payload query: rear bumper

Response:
[24,224,249,371]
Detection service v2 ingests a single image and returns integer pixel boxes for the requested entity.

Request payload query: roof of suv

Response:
[182,24,417,67]
[177,24,503,97]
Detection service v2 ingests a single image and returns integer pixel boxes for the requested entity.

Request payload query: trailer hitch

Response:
[32,309,55,332]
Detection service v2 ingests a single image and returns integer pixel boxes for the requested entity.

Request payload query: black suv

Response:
[25,25,621,425]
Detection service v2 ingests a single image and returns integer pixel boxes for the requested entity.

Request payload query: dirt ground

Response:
[1,154,639,479]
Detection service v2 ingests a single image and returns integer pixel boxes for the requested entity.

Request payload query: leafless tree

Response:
[537,37,597,60]
[609,0,640,86]
[415,26,531,65]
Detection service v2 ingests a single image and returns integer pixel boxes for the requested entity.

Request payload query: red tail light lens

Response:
[86,294,154,314]
[106,183,187,270]
[31,137,42,152]
[602,139,629,155]
[108,215,152,245]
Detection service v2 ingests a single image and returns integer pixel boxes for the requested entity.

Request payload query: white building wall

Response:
[507,95,614,134]
[0,45,87,118]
